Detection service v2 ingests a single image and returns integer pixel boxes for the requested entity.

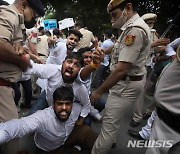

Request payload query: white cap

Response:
[141,13,157,21]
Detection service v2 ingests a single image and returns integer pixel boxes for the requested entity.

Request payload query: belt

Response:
[0,78,11,87]
[156,106,180,134]
[121,75,144,81]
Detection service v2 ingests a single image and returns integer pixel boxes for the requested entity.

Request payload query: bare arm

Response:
[80,47,105,80]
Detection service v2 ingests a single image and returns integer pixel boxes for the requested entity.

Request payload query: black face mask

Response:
[24,18,36,29]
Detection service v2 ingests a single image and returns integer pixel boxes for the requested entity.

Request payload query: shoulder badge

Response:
[125,35,136,46]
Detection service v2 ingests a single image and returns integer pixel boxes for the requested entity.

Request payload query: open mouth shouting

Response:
[64,68,73,77]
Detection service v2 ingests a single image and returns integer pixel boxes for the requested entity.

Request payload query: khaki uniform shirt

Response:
[36,35,49,57]
[110,14,151,76]
[155,58,180,114]
[0,4,24,82]
[75,28,95,50]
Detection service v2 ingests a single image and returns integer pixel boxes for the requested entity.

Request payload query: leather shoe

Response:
[142,113,151,120]
[130,120,140,127]
[128,129,144,140]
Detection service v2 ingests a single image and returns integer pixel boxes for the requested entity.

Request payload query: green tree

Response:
[41,0,180,39]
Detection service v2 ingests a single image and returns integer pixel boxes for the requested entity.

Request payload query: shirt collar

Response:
[121,13,140,31]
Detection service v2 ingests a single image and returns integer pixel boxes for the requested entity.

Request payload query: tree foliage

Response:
[41,0,180,39]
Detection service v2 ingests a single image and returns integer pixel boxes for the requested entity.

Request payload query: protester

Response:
[0,86,98,153]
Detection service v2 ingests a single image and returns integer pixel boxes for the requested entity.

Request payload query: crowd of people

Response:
[0,0,179,154]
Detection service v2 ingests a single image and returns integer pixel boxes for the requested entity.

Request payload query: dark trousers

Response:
[36,125,98,154]
[11,79,32,108]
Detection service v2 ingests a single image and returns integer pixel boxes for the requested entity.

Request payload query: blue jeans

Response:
[27,90,48,115]
[84,97,106,126]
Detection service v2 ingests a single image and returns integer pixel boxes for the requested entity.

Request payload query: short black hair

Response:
[68,29,83,40]
[53,86,74,102]
[104,29,113,38]
[44,30,51,37]
[53,28,61,36]
[77,47,92,57]
[65,52,84,67]
[110,0,139,13]
[75,21,84,28]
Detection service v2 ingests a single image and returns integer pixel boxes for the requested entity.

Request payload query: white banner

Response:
[58,18,75,30]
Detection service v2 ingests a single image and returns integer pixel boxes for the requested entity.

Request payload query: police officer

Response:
[90,0,151,153]
[146,45,180,154]
[0,0,45,122]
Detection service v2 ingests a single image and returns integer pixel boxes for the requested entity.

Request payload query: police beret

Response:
[107,0,125,13]
[141,13,157,21]
[27,0,45,17]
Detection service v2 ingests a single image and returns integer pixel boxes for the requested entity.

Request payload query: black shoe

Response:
[128,129,144,140]
[130,120,140,127]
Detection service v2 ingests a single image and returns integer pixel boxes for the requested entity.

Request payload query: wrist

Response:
[90,61,100,69]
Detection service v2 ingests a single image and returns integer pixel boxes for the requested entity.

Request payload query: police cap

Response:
[27,0,45,17]
[107,0,125,13]
[141,13,157,21]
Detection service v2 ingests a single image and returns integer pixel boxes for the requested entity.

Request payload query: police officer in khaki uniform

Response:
[0,0,45,122]
[146,45,180,154]
[131,13,170,127]
[90,0,151,153]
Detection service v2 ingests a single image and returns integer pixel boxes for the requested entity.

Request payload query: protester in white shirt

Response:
[26,52,91,125]
[0,86,98,153]
[46,29,83,65]
[78,47,106,125]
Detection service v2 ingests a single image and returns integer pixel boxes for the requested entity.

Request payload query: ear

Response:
[22,0,28,9]
[125,3,132,11]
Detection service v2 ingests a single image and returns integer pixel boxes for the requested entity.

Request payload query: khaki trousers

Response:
[146,116,180,154]
[92,79,143,154]
[132,74,146,122]
[0,86,18,122]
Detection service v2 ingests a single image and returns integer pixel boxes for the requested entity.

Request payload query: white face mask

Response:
[149,26,154,30]
[112,10,127,29]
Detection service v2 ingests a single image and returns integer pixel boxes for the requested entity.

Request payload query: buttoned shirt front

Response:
[110,14,151,76]
[25,62,90,118]
[0,104,82,151]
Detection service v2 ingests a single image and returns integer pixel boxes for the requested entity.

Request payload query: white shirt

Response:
[0,104,81,151]
[25,62,90,118]
[100,39,114,66]
[46,41,77,65]
[165,37,180,57]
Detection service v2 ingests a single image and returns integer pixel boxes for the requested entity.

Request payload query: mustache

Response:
[65,68,73,74]
[58,109,69,114]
